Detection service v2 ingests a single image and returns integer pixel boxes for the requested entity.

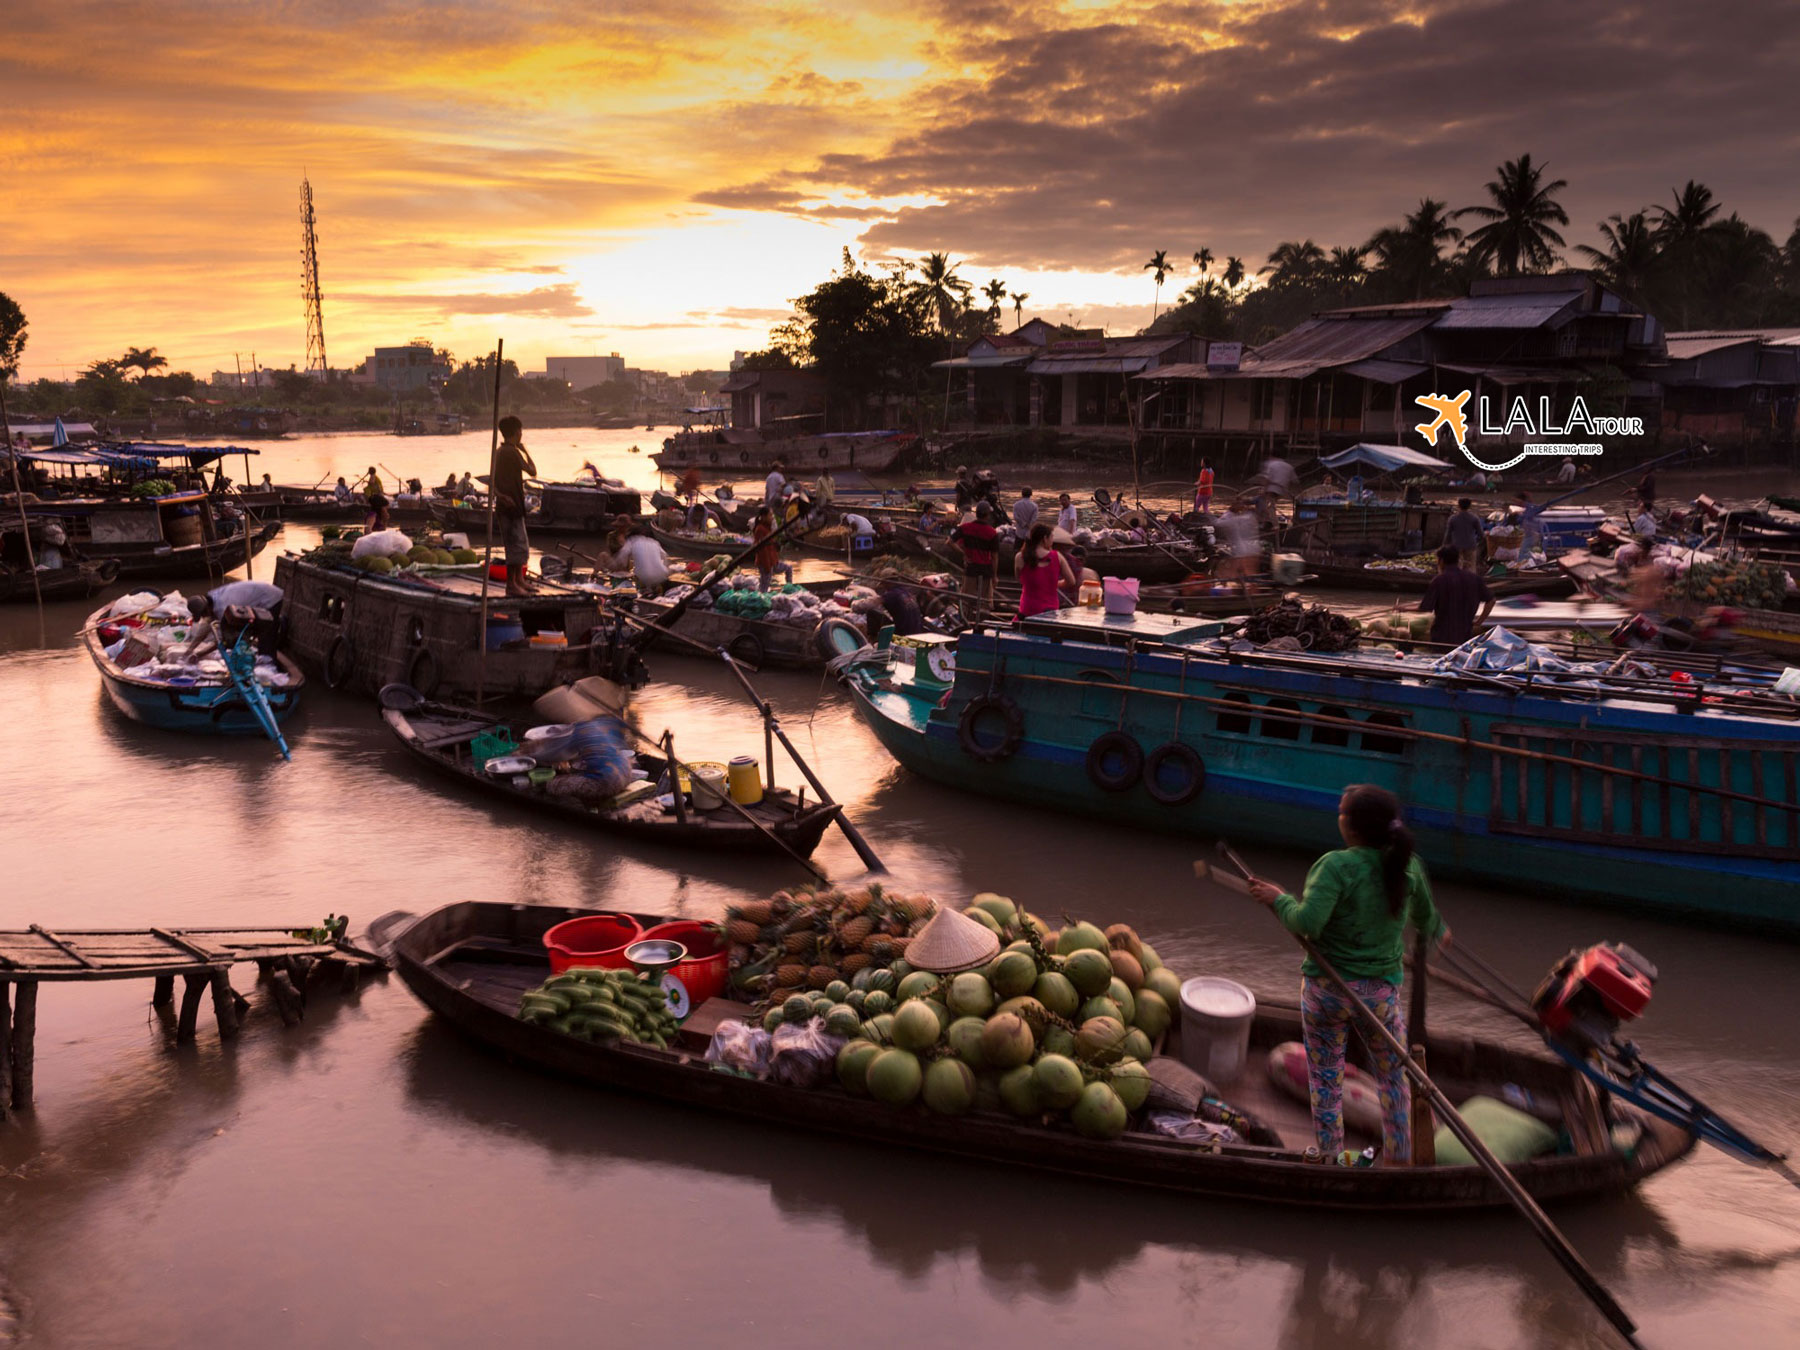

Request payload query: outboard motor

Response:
[1532,943,1657,1052]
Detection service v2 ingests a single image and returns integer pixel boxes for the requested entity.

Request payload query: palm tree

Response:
[1192,247,1214,288]
[1455,155,1569,275]
[1699,214,1780,326]
[1222,256,1246,290]
[981,277,1008,319]
[1144,249,1172,319]
[121,346,168,381]
[906,252,973,334]
[1367,198,1463,299]
[1575,212,1661,304]
[1652,181,1727,327]
[1259,239,1326,287]
[1010,292,1029,327]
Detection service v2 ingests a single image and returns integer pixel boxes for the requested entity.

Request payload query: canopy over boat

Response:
[1318,444,1454,476]
[14,441,260,468]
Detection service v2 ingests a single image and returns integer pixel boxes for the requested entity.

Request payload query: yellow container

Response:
[728,755,763,805]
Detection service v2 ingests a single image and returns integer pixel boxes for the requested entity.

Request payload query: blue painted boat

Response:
[85,608,304,737]
[840,610,1800,932]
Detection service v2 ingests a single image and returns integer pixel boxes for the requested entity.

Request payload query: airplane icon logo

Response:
[1414,391,1471,452]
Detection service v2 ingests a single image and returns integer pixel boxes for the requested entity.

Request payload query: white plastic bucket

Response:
[690,763,730,811]
[1102,576,1139,615]
[1179,976,1256,1085]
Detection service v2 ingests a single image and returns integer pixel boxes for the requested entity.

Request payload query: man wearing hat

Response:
[953,465,979,512]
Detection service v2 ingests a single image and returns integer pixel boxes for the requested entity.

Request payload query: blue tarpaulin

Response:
[16,441,259,468]
[1318,443,1454,475]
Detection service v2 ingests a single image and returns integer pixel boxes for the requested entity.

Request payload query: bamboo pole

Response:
[475,339,504,706]
[0,380,47,634]
[1196,852,1643,1350]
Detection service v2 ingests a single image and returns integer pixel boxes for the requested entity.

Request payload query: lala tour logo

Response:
[1413,391,1644,472]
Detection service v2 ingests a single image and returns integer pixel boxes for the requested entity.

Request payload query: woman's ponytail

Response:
[1342,784,1412,915]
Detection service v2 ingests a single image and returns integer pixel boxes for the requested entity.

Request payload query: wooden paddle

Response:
[1195,849,1642,1349]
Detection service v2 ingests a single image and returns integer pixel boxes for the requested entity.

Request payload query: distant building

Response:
[547,354,625,389]
[721,369,828,430]
[934,323,1200,430]
[359,342,451,393]
[1656,330,1800,445]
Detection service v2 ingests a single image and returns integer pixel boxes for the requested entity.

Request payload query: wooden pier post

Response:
[176,973,209,1043]
[209,970,239,1040]
[0,985,12,1119]
[11,980,36,1110]
[152,975,174,1008]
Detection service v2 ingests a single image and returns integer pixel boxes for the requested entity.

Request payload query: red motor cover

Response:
[1570,945,1655,1020]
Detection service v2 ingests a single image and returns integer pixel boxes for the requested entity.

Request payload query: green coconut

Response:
[1138,941,1163,972]
[1080,996,1125,1025]
[961,906,1003,936]
[862,989,894,1017]
[1109,949,1145,993]
[1055,921,1109,957]
[946,972,995,1019]
[994,995,1050,1036]
[1071,1081,1129,1139]
[1040,1024,1077,1058]
[969,893,1018,926]
[1109,1057,1151,1111]
[946,1016,989,1069]
[896,970,939,1003]
[366,556,396,574]
[1019,911,1051,940]
[891,1000,942,1052]
[1123,1027,1154,1062]
[836,1040,882,1094]
[997,1064,1041,1117]
[1033,971,1080,1019]
[1107,977,1137,1026]
[861,1012,895,1044]
[921,1058,978,1115]
[1076,1016,1129,1065]
[824,980,850,1003]
[979,1012,1036,1069]
[825,1005,863,1038]
[1132,987,1172,1040]
[990,950,1038,1000]
[1144,967,1182,1008]
[1062,948,1114,998]
[866,1048,923,1105]
[782,994,814,1024]
[1033,1053,1085,1109]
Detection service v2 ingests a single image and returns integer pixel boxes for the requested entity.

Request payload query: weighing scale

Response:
[891,632,957,684]
[624,938,691,1019]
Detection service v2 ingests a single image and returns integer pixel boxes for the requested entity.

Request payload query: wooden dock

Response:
[0,924,386,1117]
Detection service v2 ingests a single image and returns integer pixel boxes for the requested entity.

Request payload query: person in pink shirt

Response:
[1015,523,1076,619]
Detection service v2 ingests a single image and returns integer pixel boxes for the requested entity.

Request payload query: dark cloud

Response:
[716,0,1800,275]
[334,284,594,317]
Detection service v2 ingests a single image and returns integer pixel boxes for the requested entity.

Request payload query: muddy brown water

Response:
[1,433,1796,1347]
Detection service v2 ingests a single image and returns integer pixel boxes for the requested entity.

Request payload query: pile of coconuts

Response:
[827,893,1182,1141]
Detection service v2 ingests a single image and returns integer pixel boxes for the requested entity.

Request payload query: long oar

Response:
[718,650,885,874]
[1194,846,1642,1349]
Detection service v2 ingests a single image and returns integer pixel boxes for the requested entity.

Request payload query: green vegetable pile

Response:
[518,967,681,1047]
[1669,559,1790,610]
[131,479,177,498]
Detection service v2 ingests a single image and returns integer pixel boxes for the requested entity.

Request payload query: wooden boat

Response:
[631,593,827,669]
[889,524,1202,585]
[384,705,838,856]
[392,900,1695,1210]
[0,558,117,602]
[648,524,756,561]
[840,609,1800,931]
[273,552,646,699]
[431,481,643,537]
[25,491,279,581]
[653,427,910,476]
[1307,556,1575,598]
[84,605,304,735]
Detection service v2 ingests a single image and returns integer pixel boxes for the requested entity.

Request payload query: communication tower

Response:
[300,176,328,377]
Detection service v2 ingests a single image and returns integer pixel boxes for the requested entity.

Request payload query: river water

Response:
[1,430,1796,1348]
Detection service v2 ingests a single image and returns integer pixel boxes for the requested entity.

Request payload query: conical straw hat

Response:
[905,905,1001,973]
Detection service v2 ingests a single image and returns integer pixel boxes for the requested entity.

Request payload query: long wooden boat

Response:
[1307,556,1575,598]
[0,555,119,602]
[840,609,1800,931]
[25,491,279,581]
[889,524,1202,585]
[384,706,838,857]
[630,593,827,669]
[431,483,644,538]
[84,606,304,734]
[392,900,1694,1211]
[274,486,436,524]
[653,428,910,476]
[273,552,646,699]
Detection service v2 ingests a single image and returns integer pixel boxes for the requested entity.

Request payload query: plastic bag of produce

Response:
[351,529,414,560]
[107,591,163,619]
[768,1019,844,1088]
[704,1019,773,1076]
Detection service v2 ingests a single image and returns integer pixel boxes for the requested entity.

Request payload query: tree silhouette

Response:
[1144,249,1172,318]
[1259,239,1326,286]
[1575,213,1660,305]
[0,292,26,381]
[1221,257,1246,290]
[120,346,169,381]
[1010,292,1029,327]
[1456,154,1569,275]
[1367,198,1462,298]
[906,252,973,335]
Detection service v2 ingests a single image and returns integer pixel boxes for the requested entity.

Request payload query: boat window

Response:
[1216,691,1255,734]
[1311,704,1352,747]
[319,594,345,624]
[1259,698,1303,741]
[1360,711,1407,755]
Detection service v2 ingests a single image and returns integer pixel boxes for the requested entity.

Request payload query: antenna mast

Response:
[300,175,328,377]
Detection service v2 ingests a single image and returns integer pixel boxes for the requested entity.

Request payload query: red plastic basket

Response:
[639,921,729,1007]
[543,913,644,974]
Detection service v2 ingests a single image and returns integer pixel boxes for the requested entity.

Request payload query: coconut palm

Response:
[1456,155,1569,275]
[1192,247,1214,287]
[1010,292,1029,327]
[1575,212,1661,304]
[906,252,973,334]
[1144,249,1172,319]
[120,346,168,381]
[981,277,1008,319]
[1699,214,1781,326]
[1259,239,1326,287]
[1367,198,1463,299]
[1651,181,1728,327]
[1222,256,1246,290]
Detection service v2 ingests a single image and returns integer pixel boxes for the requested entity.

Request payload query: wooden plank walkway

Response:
[0,924,386,1118]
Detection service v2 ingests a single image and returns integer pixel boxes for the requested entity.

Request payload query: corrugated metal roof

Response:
[1026,356,1152,375]
[1430,292,1579,330]
[1436,363,1586,384]
[1664,330,1800,360]
[1253,312,1443,367]
[932,354,1033,370]
[1341,359,1427,384]
[1135,360,1323,381]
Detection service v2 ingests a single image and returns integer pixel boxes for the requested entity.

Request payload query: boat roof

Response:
[15,441,259,468]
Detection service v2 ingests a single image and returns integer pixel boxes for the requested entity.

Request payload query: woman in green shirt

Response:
[1246,784,1451,1163]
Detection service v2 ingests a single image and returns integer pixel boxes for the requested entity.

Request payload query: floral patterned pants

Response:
[1300,975,1412,1162]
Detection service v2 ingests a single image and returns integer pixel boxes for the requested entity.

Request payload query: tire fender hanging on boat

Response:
[1143,741,1205,805]
[407,646,440,698]
[324,634,355,689]
[1085,730,1144,791]
[957,694,1023,762]
[728,631,765,666]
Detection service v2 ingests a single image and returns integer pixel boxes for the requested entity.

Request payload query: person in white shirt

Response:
[841,513,874,538]
[332,476,354,505]
[1557,458,1577,484]
[1012,486,1039,532]
[1055,492,1079,535]
[613,527,672,596]
[1631,507,1657,540]
[765,462,787,506]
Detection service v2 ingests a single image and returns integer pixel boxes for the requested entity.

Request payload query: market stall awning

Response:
[1318,443,1454,475]
[1025,356,1152,376]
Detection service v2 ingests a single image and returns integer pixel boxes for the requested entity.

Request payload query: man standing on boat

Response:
[952,501,1000,615]
[765,460,787,508]
[1419,545,1494,645]
[1444,498,1486,572]
[492,416,537,596]
[1011,485,1039,533]
[1194,459,1215,516]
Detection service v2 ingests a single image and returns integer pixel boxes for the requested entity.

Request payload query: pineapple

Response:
[865,935,896,963]
[775,963,807,988]
[807,964,836,990]
[735,900,774,926]
[837,916,876,949]
[726,920,762,946]
[841,953,872,975]
[783,931,815,956]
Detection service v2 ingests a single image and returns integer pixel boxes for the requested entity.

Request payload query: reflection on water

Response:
[1,437,1797,1347]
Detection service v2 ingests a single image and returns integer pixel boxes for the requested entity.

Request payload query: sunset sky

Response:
[3,0,1795,384]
